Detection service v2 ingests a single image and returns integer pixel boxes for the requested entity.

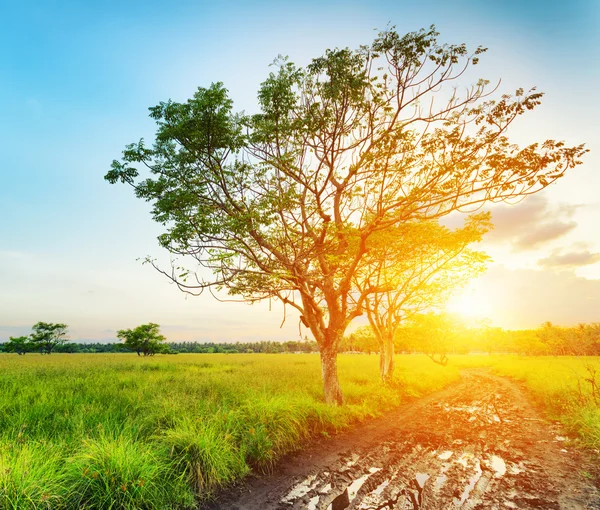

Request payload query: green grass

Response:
[0,353,458,508]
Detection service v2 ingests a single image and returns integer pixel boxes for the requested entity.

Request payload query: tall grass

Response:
[0,353,458,508]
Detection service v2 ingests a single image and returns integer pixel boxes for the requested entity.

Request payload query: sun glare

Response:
[446,284,492,323]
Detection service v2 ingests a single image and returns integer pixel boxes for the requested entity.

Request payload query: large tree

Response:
[106,26,586,404]
[30,322,69,355]
[359,214,490,382]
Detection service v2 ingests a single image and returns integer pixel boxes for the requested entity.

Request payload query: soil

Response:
[205,369,600,509]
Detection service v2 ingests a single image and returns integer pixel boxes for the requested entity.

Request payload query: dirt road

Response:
[207,369,600,509]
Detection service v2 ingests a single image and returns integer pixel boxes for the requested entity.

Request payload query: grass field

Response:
[2,353,599,509]
[0,353,459,509]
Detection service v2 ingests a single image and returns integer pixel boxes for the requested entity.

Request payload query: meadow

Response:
[1,353,599,509]
[0,353,458,509]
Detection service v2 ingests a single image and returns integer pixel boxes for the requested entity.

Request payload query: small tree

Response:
[359,215,489,382]
[117,323,168,356]
[106,26,586,404]
[4,336,31,355]
[401,313,463,365]
[30,322,69,355]
[342,326,379,353]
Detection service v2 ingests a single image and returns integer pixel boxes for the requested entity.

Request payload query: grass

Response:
[0,353,458,508]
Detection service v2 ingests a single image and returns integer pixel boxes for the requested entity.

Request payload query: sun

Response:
[445,284,492,322]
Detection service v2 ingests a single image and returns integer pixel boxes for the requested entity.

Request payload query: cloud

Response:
[513,221,577,250]
[538,250,600,268]
[476,265,600,329]
[485,195,579,251]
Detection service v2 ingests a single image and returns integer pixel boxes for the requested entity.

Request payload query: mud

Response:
[205,369,600,509]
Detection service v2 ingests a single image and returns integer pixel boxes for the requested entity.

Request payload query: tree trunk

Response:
[320,344,344,405]
[379,334,395,383]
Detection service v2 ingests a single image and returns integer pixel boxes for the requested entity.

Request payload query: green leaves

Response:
[29,322,69,355]
[117,323,169,356]
[4,336,31,355]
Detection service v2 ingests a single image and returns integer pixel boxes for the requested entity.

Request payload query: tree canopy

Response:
[106,26,587,404]
[30,322,69,355]
[117,323,169,356]
[4,336,30,355]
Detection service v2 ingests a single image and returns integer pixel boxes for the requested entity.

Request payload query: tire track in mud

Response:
[205,369,600,509]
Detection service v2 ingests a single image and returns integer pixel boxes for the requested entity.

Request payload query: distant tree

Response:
[106,26,586,404]
[400,313,466,365]
[30,322,69,355]
[343,326,379,353]
[117,323,169,356]
[4,336,31,355]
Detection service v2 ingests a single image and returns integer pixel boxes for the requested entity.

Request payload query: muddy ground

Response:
[206,369,600,509]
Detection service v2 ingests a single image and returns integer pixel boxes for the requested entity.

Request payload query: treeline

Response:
[168,340,318,353]
[4,319,600,357]
[344,315,600,357]
[0,339,320,354]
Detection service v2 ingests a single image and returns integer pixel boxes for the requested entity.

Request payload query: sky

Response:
[1,0,599,343]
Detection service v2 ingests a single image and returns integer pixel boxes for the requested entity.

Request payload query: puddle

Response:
[458,458,482,504]
[434,474,448,490]
[345,453,360,468]
[372,480,389,495]
[307,495,320,510]
[357,479,390,509]
[281,474,318,504]
[509,462,526,475]
[327,467,381,510]
[489,455,506,477]
[347,467,381,500]
[456,452,473,468]
[438,450,453,460]
[319,483,332,494]
[415,473,430,489]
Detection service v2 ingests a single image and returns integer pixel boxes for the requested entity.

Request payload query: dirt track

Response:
[206,369,600,509]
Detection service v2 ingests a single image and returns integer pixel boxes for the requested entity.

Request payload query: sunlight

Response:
[445,284,492,323]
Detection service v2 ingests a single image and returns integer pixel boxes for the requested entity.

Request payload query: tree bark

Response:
[320,344,344,405]
[379,334,395,383]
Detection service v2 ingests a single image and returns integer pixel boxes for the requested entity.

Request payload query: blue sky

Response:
[1,0,599,342]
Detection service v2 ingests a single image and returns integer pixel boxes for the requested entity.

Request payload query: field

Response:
[1,353,599,509]
[0,353,458,509]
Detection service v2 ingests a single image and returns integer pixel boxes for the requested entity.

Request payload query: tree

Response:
[359,215,489,382]
[30,322,69,355]
[4,336,31,355]
[401,313,465,365]
[342,326,379,354]
[117,323,169,356]
[106,26,586,404]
